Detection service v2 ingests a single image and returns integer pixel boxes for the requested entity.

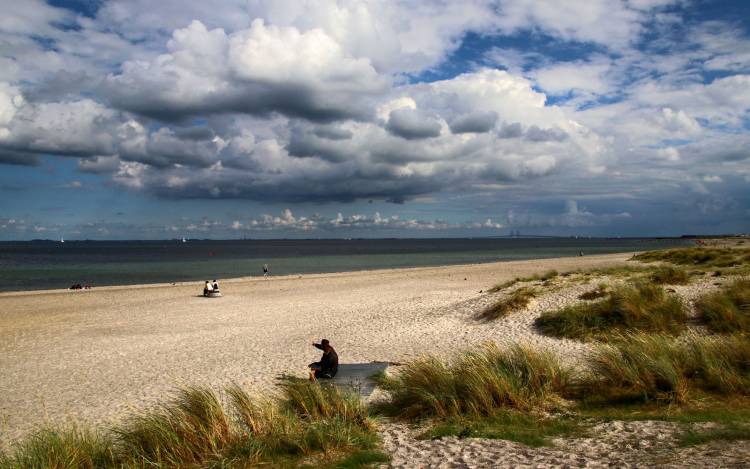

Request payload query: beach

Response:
[0,252,634,447]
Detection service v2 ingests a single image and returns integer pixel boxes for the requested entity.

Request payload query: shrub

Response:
[535,283,686,340]
[476,287,536,321]
[696,279,750,333]
[650,266,689,285]
[375,343,571,420]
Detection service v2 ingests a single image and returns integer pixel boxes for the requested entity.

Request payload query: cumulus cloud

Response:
[102,19,386,122]
[1,0,749,237]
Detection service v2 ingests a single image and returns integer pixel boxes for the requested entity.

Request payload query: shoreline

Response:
[0,251,642,297]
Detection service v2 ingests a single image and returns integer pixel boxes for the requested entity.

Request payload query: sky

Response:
[0,0,748,240]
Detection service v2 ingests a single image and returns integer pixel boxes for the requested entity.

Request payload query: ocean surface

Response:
[0,238,691,292]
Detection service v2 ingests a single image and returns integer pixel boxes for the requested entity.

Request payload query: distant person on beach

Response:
[212,279,220,291]
[308,339,338,380]
[263,264,270,278]
[203,280,213,296]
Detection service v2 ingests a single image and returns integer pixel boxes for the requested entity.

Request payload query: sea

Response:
[0,238,691,292]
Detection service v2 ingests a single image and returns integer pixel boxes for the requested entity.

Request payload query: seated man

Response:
[203,280,213,296]
[308,339,338,380]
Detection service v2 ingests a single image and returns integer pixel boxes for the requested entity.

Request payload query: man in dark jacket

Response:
[308,339,338,380]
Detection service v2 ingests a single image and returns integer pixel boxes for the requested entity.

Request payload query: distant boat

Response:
[60,238,64,243]
[182,237,187,243]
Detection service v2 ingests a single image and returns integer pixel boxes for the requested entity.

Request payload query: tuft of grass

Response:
[535,283,686,340]
[418,411,584,447]
[115,386,234,466]
[578,283,609,301]
[0,427,115,469]
[476,287,536,321]
[374,342,571,420]
[696,279,750,333]
[2,382,381,469]
[649,266,690,285]
[580,333,750,404]
[679,422,750,447]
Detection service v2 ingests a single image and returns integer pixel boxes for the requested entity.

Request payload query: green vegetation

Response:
[633,247,750,269]
[419,411,583,447]
[476,287,536,321]
[0,380,384,469]
[374,343,570,420]
[649,266,690,285]
[535,283,686,340]
[679,422,750,447]
[582,333,750,404]
[696,279,750,333]
[0,427,115,469]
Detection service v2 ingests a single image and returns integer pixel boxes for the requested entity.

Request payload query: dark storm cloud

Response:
[524,125,568,142]
[385,108,442,140]
[496,122,523,138]
[449,111,498,134]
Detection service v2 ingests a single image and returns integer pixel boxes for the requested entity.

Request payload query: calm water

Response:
[0,238,690,292]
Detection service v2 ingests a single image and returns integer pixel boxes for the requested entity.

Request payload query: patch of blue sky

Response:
[47,0,103,18]
[409,30,609,84]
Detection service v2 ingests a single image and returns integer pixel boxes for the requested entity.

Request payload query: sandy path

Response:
[0,253,633,447]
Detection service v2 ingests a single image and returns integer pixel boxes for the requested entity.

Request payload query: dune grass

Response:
[649,266,690,285]
[0,427,115,469]
[696,279,750,333]
[488,270,559,292]
[0,381,384,469]
[476,287,536,321]
[580,333,750,404]
[374,343,571,421]
[633,247,750,268]
[534,283,686,340]
[578,283,609,300]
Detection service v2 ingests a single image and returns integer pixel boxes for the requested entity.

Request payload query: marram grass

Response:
[581,333,750,404]
[0,381,382,469]
[374,342,571,420]
[535,282,686,340]
[696,278,750,333]
[476,287,536,321]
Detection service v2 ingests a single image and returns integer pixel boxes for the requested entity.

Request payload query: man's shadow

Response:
[330,362,391,398]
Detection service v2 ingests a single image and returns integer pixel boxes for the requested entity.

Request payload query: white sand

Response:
[0,253,630,446]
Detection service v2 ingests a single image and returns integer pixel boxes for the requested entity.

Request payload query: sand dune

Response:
[0,253,635,447]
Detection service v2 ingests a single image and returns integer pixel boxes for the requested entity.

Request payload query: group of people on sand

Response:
[203,279,220,296]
